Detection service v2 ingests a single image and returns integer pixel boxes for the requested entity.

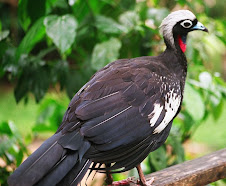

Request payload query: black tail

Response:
[8,130,91,186]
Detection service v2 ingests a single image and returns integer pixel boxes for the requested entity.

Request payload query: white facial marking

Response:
[153,90,181,134]
[149,103,163,127]
[180,20,193,28]
[159,10,196,48]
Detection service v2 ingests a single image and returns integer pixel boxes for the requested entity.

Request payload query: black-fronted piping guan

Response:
[8,10,208,186]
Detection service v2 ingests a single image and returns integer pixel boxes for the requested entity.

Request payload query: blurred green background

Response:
[0,0,225,185]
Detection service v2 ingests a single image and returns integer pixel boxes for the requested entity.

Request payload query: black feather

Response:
[8,132,63,186]
[35,153,79,186]
[57,159,91,186]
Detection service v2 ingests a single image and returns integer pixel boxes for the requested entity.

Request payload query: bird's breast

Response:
[147,75,182,134]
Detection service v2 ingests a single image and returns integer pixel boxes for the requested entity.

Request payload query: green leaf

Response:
[14,73,29,103]
[88,1,105,14]
[18,0,46,31]
[149,146,167,171]
[0,120,28,177]
[95,15,126,34]
[183,83,205,121]
[91,38,121,70]
[44,14,78,54]
[0,42,9,73]
[18,0,31,31]
[100,0,117,6]
[27,0,46,23]
[1,47,20,78]
[168,133,185,164]
[46,0,63,14]
[66,69,89,98]
[119,0,136,9]
[14,61,50,103]
[119,11,141,32]
[71,0,90,23]
[16,17,45,60]
[212,98,224,120]
[7,121,19,135]
[0,121,20,154]
[0,30,9,41]
[152,0,160,6]
[33,97,67,133]
[32,125,57,133]
[16,150,24,166]
[177,0,187,6]
[0,121,12,135]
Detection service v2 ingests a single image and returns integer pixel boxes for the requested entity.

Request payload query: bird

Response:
[8,10,208,186]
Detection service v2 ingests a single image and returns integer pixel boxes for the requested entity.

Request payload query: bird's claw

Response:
[137,177,155,186]
[109,177,136,186]
[108,177,154,186]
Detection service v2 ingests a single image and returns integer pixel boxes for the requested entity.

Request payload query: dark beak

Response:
[191,21,208,33]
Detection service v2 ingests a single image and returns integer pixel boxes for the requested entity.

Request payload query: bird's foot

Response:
[137,177,155,186]
[107,176,154,186]
[109,177,137,186]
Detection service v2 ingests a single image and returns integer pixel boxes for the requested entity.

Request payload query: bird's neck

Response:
[173,34,188,73]
[162,39,188,84]
[177,35,187,53]
[164,34,188,53]
[174,33,188,54]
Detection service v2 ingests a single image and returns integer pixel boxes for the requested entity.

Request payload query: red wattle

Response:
[178,35,186,53]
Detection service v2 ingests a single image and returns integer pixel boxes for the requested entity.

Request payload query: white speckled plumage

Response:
[153,91,181,134]
[149,103,163,127]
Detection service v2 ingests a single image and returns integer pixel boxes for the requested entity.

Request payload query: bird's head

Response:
[160,10,208,53]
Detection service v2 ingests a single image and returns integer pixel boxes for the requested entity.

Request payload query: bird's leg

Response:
[105,164,113,185]
[136,164,146,185]
[105,163,136,186]
[105,164,133,186]
[105,169,114,185]
[105,163,154,186]
[136,164,154,186]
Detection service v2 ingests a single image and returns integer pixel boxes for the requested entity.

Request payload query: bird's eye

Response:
[180,20,192,28]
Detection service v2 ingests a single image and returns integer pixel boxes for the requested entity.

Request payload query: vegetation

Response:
[0,0,225,185]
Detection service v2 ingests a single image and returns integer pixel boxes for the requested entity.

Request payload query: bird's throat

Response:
[178,35,187,53]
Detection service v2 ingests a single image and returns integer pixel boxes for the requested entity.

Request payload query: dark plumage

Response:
[8,10,208,186]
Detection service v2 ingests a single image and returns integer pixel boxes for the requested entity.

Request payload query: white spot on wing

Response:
[149,104,163,127]
[153,90,181,134]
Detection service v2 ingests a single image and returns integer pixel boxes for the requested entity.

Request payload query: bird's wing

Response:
[58,57,182,170]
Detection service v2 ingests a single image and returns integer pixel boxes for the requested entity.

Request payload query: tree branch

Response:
[130,148,226,185]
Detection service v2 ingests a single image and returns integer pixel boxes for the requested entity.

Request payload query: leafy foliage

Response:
[0,121,29,185]
[0,0,225,184]
[91,37,121,70]
[33,96,68,133]
[44,14,78,54]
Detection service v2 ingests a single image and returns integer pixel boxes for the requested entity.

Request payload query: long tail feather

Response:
[8,132,63,186]
[8,130,92,186]
[57,158,92,186]
[35,152,79,186]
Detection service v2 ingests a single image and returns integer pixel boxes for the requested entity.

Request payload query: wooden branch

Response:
[131,148,226,186]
